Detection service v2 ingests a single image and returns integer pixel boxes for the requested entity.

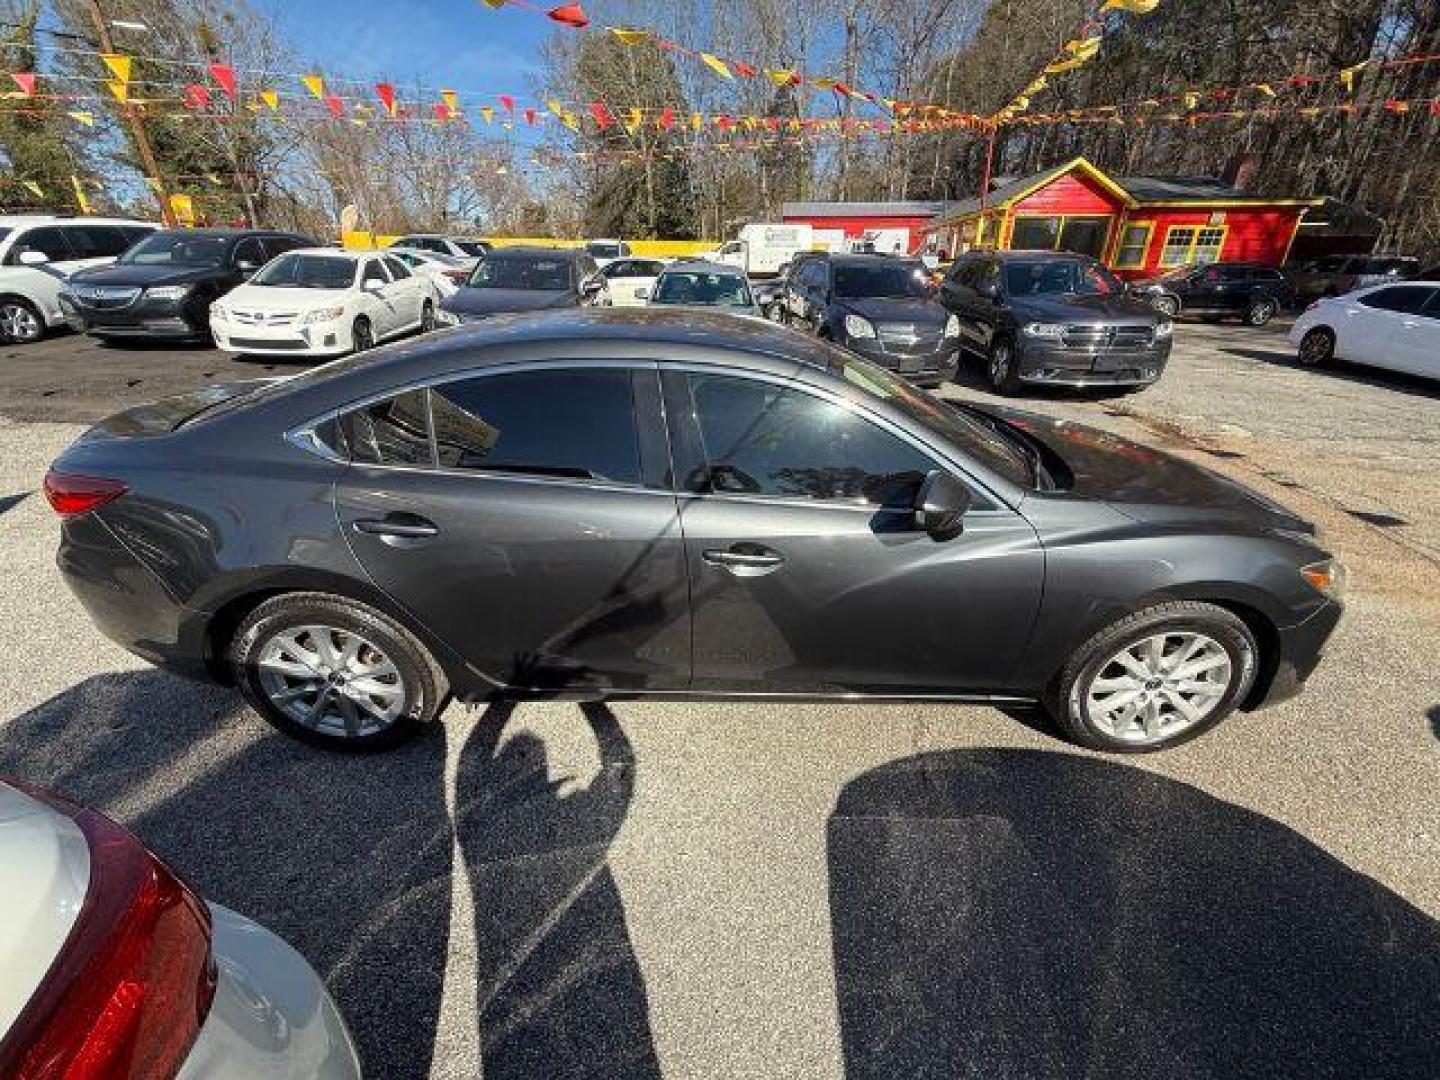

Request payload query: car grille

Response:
[876,322,946,358]
[227,310,300,327]
[1060,325,1155,351]
[227,336,308,350]
[70,285,141,310]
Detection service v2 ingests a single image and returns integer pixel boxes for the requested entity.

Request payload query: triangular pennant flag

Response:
[106,80,129,104]
[545,98,566,121]
[260,89,279,110]
[324,94,344,118]
[700,53,732,79]
[625,106,642,132]
[481,0,505,6]
[766,69,799,87]
[732,61,756,77]
[11,72,36,97]
[432,102,450,121]
[101,54,131,83]
[523,107,537,125]
[1100,0,1159,11]
[588,101,613,130]
[690,112,702,131]
[1256,83,1275,97]
[67,110,94,126]
[301,74,324,99]
[70,175,92,214]
[547,4,588,27]
[608,26,650,45]
[183,83,210,109]
[209,63,237,99]
[441,89,458,115]
[375,82,397,117]
[480,105,494,123]
[1384,99,1410,113]
[498,93,515,113]
[22,181,43,199]
[658,105,674,130]
[1339,61,1371,93]
[1064,36,1102,60]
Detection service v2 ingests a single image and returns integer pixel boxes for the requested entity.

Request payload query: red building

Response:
[922,157,1320,278]
[779,200,953,254]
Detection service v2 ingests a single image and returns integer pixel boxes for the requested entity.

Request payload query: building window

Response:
[1009,215,1111,258]
[1114,222,1153,268]
[1159,225,1227,267]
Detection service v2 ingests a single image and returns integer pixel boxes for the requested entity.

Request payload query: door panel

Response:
[1335,303,1393,365]
[1389,312,1439,377]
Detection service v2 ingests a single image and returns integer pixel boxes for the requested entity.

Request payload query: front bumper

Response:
[177,904,362,1080]
[844,334,961,386]
[60,292,210,339]
[1251,598,1343,710]
[211,315,349,357]
[1016,335,1172,387]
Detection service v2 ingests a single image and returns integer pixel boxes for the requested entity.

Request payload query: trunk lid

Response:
[80,379,281,440]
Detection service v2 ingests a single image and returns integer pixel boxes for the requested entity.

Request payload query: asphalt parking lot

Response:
[2,321,1438,1079]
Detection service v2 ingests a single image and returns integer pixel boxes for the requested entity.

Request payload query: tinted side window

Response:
[685,374,932,506]
[233,237,266,268]
[67,225,134,259]
[362,258,390,284]
[1358,286,1435,315]
[6,226,74,264]
[430,369,640,484]
[347,390,432,466]
[1217,266,1250,283]
[383,256,412,280]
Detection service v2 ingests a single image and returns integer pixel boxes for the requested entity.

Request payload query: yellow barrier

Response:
[341,230,716,259]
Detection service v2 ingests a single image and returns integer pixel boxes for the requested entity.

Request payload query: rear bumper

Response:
[178,904,362,1080]
[1016,337,1171,387]
[1251,599,1343,709]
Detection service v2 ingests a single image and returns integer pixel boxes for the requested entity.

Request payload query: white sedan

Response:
[211,248,439,358]
[0,778,361,1079]
[599,257,667,307]
[1290,280,1439,380]
[386,246,473,298]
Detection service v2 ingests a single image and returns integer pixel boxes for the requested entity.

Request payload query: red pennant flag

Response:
[655,38,677,51]
[547,3,588,27]
[732,61,757,77]
[588,101,613,130]
[208,63,237,99]
[11,72,36,97]
[658,105,675,130]
[432,102,450,121]
[498,93,515,113]
[1431,99,1440,117]
[523,107,536,125]
[183,83,211,109]
[324,94,344,118]
[765,116,779,131]
[715,114,735,130]
[375,82,397,116]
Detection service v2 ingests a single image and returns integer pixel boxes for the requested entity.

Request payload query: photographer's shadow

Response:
[456,702,660,1080]
[828,748,1440,1079]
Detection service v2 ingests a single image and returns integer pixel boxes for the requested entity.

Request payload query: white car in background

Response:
[585,238,631,268]
[0,778,360,1079]
[386,246,472,297]
[387,233,489,265]
[0,215,156,342]
[599,256,667,306]
[211,248,439,358]
[1290,280,1439,381]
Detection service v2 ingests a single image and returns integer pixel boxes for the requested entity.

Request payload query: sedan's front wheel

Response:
[987,338,1022,395]
[229,593,448,750]
[1046,601,1259,752]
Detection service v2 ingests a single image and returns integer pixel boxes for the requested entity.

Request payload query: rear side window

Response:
[347,390,431,466]
[684,374,931,506]
[1357,286,1435,315]
[6,226,73,264]
[430,370,640,483]
[67,225,134,259]
[383,256,412,280]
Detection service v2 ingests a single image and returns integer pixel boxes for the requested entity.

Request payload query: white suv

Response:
[0,215,156,342]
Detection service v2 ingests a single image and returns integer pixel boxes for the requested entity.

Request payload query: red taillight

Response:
[42,471,128,518]
[443,268,470,283]
[0,784,216,1080]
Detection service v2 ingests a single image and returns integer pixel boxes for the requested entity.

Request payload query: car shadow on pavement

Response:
[827,748,1440,1080]
[456,701,661,1080]
[1427,705,1440,742]
[1221,347,1440,400]
[0,491,29,516]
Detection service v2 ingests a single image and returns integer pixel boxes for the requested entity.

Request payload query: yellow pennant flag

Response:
[1182,92,1199,110]
[301,74,324,99]
[608,26,650,45]
[741,115,758,131]
[1043,56,1085,74]
[699,53,732,79]
[625,106,642,132]
[67,110,95,126]
[71,175,92,214]
[22,180,43,199]
[481,0,505,7]
[545,98,566,120]
[106,80,129,103]
[1023,75,1048,95]
[766,69,797,87]
[1256,83,1275,97]
[101,53,132,83]
[1339,61,1370,93]
[690,111,702,130]
[441,88,458,114]
[260,89,279,110]
[169,194,195,226]
[480,105,494,123]
[811,76,839,90]
[1064,36,1102,60]
[1100,0,1159,11]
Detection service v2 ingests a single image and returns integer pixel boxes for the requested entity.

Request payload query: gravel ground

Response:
[1,322,1437,1080]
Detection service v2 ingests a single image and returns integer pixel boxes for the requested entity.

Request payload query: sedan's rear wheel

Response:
[1244,297,1277,326]
[351,317,374,353]
[0,298,45,343]
[420,300,435,332]
[229,593,447,750]
[1298,328,1335,367]
[987,338,1022,395]
[1046,601,1259,752]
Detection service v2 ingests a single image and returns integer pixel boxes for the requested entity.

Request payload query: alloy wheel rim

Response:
[1252,301,1274,323]
[1301,333,1329,364]
[1,303,40,340]
[354,323,372,350]
[422,304,434,331]
[255,624,407,738]
[1085,631,1232,744]
[990,346,1009,384]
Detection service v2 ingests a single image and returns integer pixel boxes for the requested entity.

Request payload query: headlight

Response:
[1300,558,1347,600]
[1155,320,1174,339]
[300,305,347,325]
[944,314,960,338]
[1022,322,1065,339]
[843,313,876,339]
[146,285,190,301]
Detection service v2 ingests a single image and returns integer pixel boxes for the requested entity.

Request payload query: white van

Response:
[0,215,157,342]
[709,223,814,277]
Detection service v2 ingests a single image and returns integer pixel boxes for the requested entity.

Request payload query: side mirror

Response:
[363,277,386,292]
[914,470,971,538]
[18,250,48,266]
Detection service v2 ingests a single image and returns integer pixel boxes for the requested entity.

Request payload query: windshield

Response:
[120,232,230,269]
[252,253,356,289]
[834,262,931,299]
[587,242,622,259]
[836,356,1034,487]
[1005,259,1123,297]
[653,270,753,307]
[468,255,571,291]
[454,239,489,258]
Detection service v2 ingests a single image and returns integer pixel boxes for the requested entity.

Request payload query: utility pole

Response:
[83,0,174,225]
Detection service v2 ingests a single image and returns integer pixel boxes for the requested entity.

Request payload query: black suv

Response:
[784,252,959,387]
[1131,262,1296,326]
[61,228,312,344]
[940,251,1171,395]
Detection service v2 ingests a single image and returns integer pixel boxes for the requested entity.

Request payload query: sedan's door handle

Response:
[353,515,439,539]
[702,544,785,575]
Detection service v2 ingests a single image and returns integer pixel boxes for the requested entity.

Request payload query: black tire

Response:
[1043,601,1260,753]
[986,337,1022,395]
[420,300,435,333]
[1298,327,1336,367]
[1151,294,1180,318]
[0,297,45,343]
[228,592,448,751]
[351,317,374,353]
[1243,297,1277,326]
